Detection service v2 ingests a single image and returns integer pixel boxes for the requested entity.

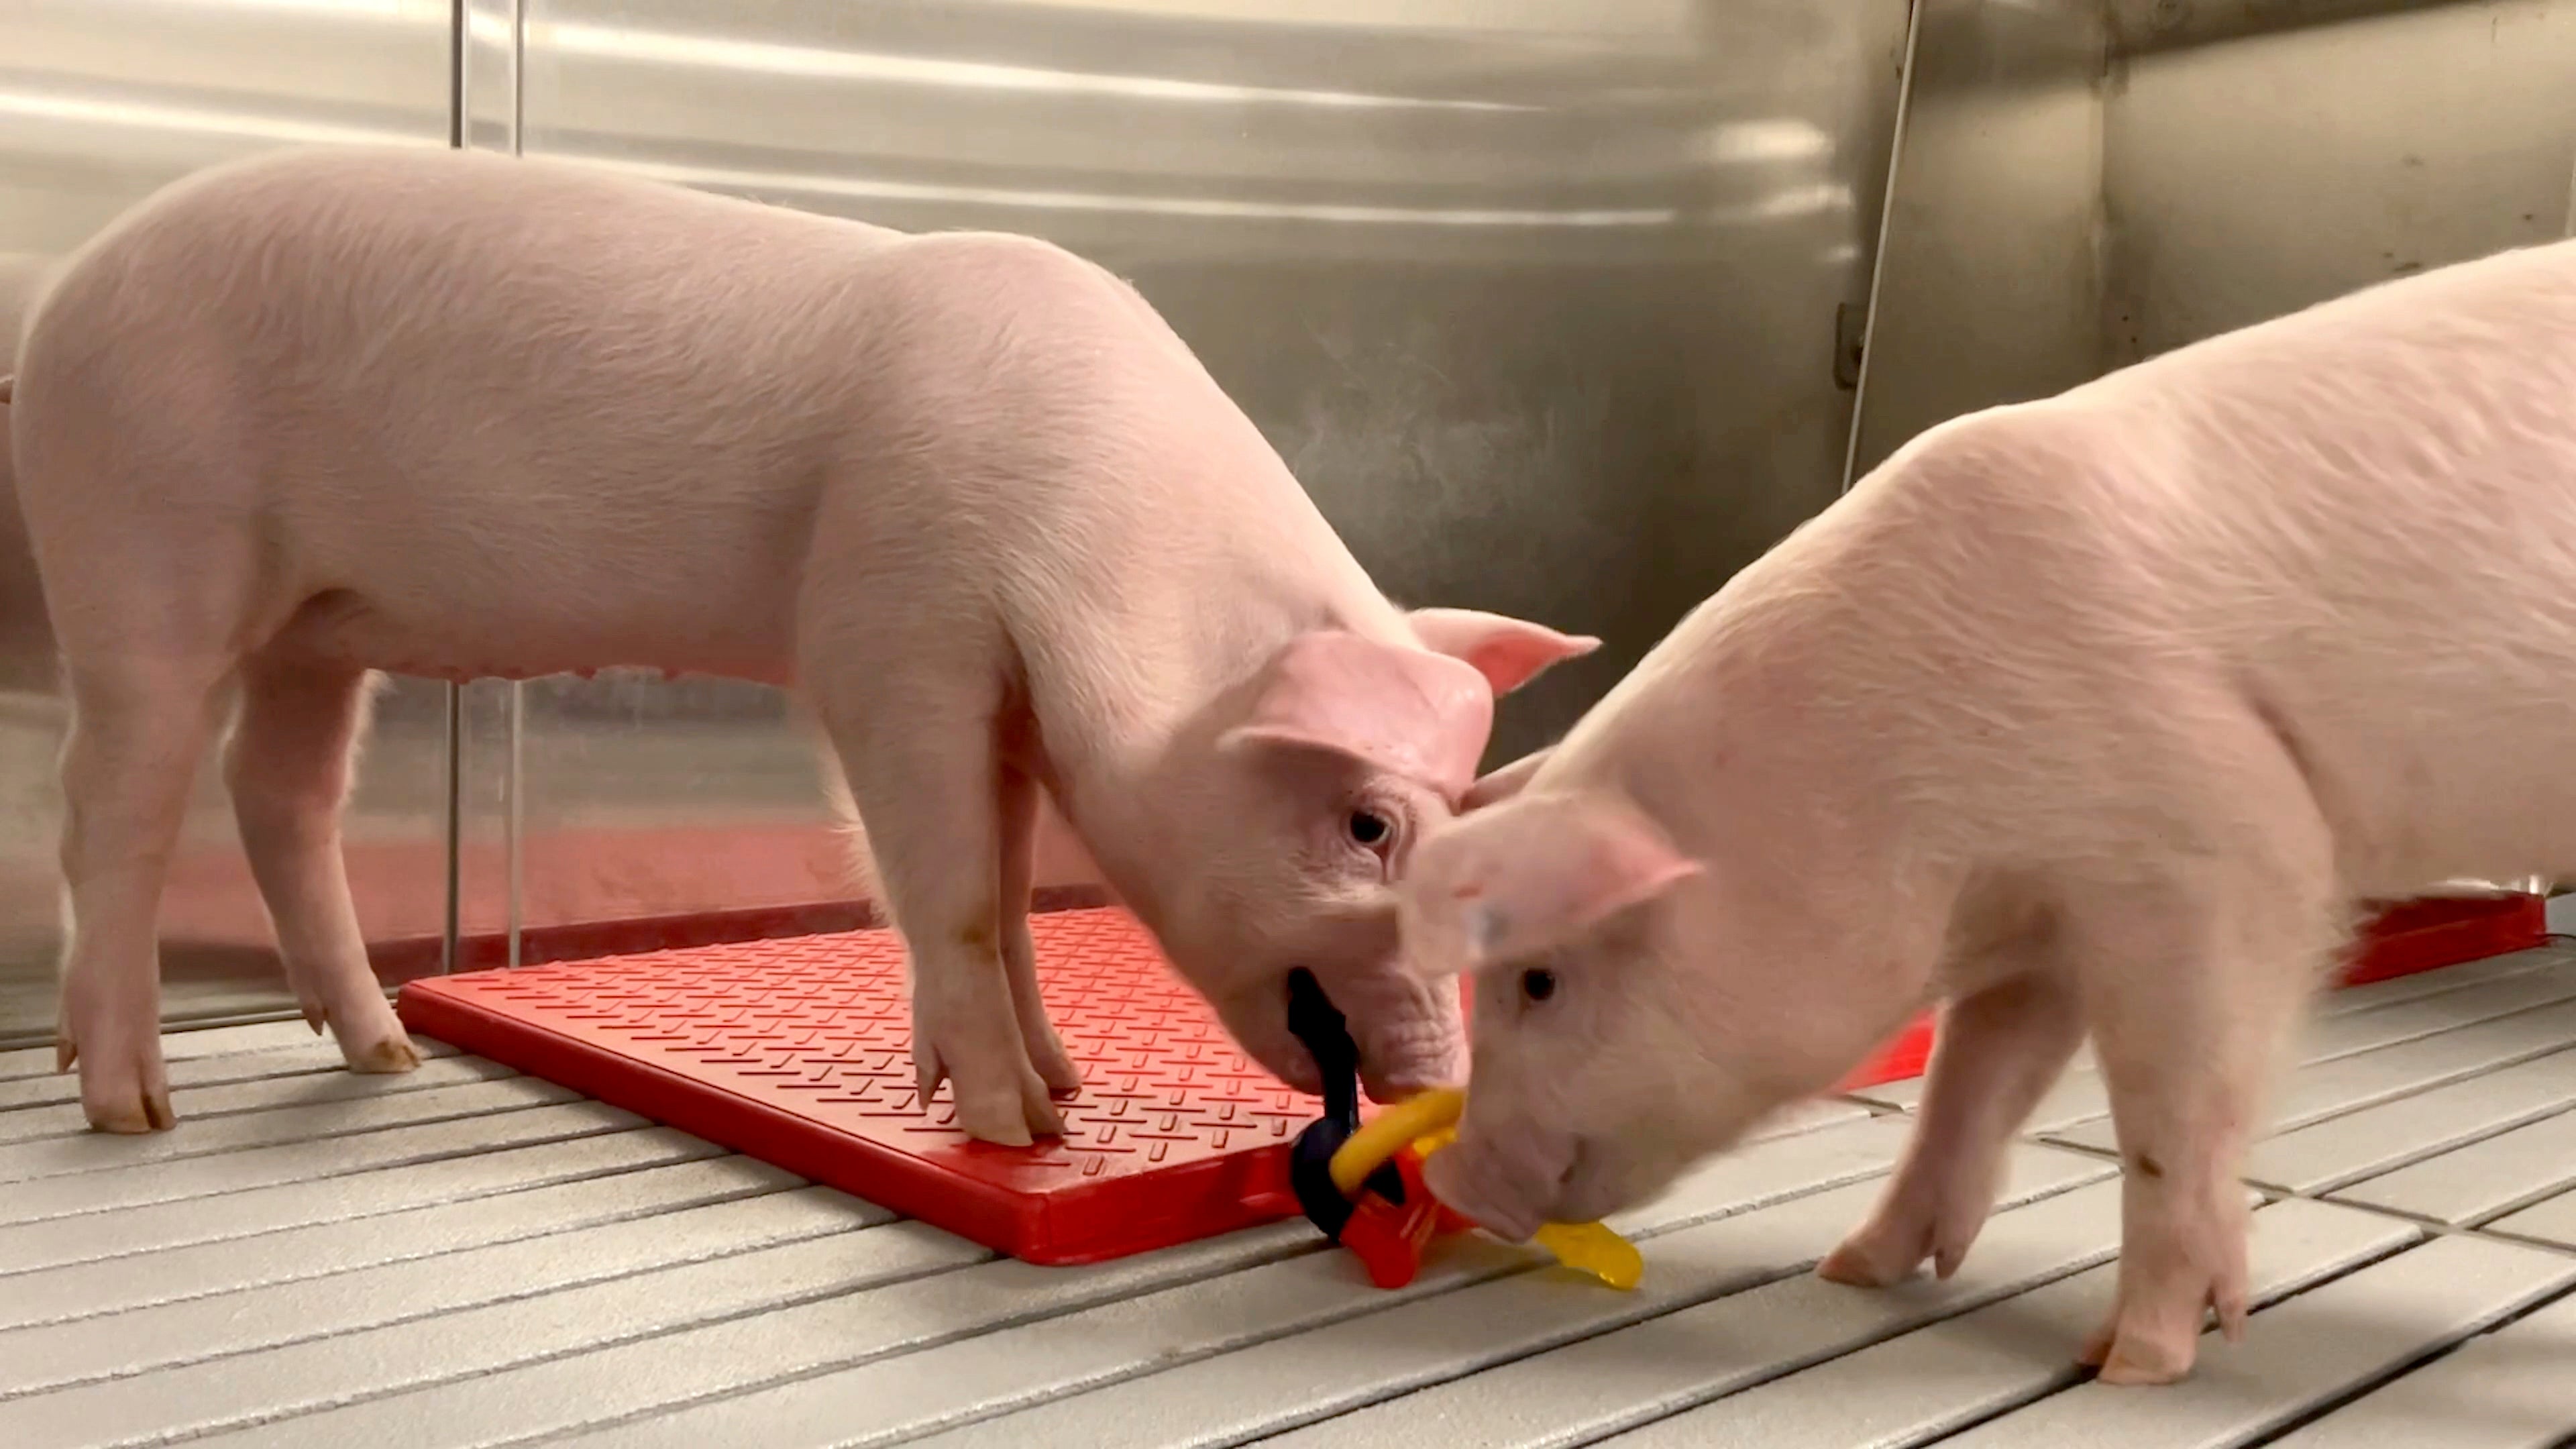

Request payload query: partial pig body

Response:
[1396,235,2576,1384]
[10,145,1591,1143]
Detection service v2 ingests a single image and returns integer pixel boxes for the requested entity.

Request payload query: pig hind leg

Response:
[52,655,235,1132]
[1819,958,2085,1289]
[222,657,420,1074]
[2068,783,2337,1385]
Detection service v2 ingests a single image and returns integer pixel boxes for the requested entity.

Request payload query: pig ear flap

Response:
[1216,630,1495,796]
[1462,747,1553,812]
[1405,608,1599,697]
[1398,790,1701,975]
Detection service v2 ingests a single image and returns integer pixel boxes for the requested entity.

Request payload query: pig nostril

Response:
[1558,1138,1588,1189]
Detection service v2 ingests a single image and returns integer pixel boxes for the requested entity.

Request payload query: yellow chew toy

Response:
[1326,1087,1643,1291]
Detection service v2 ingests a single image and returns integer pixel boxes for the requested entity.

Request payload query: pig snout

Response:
[1421,1123,1578,1243]
[1229,967,1460,1100]
[1326,968,1464,1102]
[1356,1022,1462,1102]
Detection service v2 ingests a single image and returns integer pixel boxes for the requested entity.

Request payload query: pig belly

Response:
[260,580,793,686]
[241,494,810,686]
[2261,674,2576,898]
[2229,527,2576,894]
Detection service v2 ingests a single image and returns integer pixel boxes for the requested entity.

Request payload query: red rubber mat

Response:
[2342,891,2550,986]
[398,909,1315,1265]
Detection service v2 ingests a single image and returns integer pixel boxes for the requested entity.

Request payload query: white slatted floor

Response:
[12,948,2576,1448]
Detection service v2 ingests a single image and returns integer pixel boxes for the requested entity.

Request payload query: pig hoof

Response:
[323,994,423,1074]
[350,1034,425,1075]
[69,1029,178,1133]
[2096,1341,2196,1386]
[1032,1040,1085,1097]
[1817,1222,1929,1288]
[945,1061,1068,1148]
[2082,1314,2199,1385]
[954,1094,1049,1148]
[85,1083,177,1134]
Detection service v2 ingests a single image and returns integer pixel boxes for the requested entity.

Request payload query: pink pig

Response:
[1396,235,2576,1384]
[5,145,1594,1145]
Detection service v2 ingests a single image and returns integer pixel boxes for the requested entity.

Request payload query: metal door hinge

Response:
[1833,301,1868,391]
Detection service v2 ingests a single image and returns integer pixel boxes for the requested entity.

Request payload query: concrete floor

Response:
[9,946,2576,1447]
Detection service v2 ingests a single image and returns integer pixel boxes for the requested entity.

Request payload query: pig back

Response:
[7,146,1180,678]
[2125,237,2576,883]
[2082,236,2576,688]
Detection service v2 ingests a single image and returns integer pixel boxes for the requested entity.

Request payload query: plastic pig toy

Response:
[1285,970,1641,1290]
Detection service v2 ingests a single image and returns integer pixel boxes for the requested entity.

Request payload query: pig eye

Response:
[1520,968,1558,1004]
[1346,810,1391,847]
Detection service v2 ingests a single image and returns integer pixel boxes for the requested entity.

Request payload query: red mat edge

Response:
[2341,892,2550,987]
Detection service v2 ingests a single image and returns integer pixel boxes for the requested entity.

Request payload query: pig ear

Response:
[1217,630,1495,796]
[1462,747,1553,811]
[1398,790,1700,973]
[1405,608,1599,696]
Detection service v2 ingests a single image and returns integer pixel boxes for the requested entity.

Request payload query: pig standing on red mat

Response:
[4,145,1593,1146]
[1393,235,2576,1384]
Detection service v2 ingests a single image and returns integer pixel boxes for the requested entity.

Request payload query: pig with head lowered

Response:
[1396,234,2576,1385]
[7,145,1594,1145]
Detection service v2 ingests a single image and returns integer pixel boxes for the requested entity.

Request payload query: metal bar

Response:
[1835,0,1924,493]
[500,2,527,967]
[436,0,468,975]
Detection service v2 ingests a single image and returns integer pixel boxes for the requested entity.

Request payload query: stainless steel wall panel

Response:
[0,0,458,1044]
[496,0,1913,934]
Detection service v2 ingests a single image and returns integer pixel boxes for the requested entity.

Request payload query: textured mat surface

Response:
[398,908,1324,1263]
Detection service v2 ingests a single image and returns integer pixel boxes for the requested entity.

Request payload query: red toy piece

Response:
[1333,1144,1481,1289]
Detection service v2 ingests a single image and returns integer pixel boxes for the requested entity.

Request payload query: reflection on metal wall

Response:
[1,0,1917,1020]
[1854,0,2576,476]
[490,0,1915,951]
[2098,0,2576,364]
[1845,0,2108,476]
[0,0,457,1045]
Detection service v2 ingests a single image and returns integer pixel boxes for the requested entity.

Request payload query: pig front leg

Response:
[810,675,1070,1148]
[2066,863,2330,1385]
[996,763,1082,1095]
[1819,967,2085,1288]
[221,658,421,1073]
